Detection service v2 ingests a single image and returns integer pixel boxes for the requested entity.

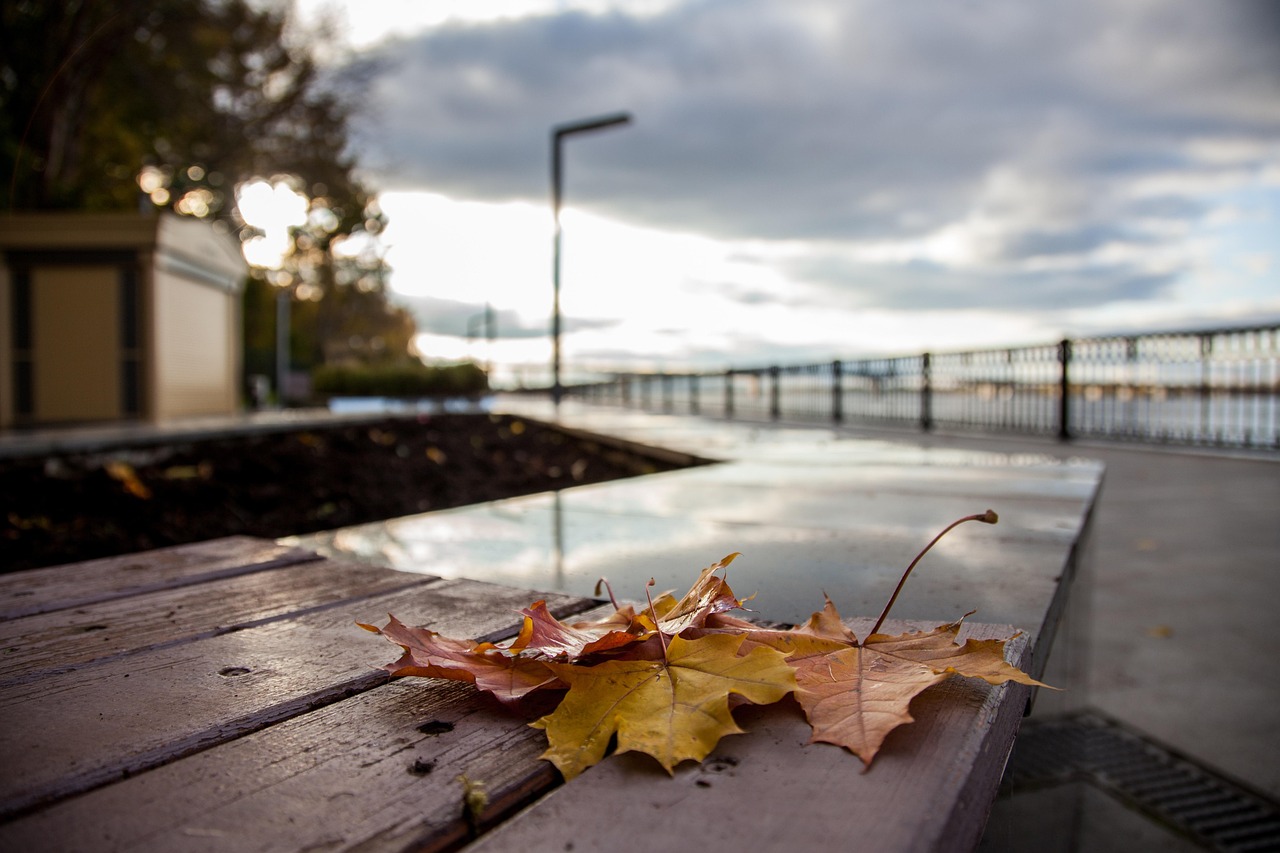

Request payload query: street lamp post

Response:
[551,111,631,406]
[276,285,288,405]
[273,273,295,407]
[467,302,497,375]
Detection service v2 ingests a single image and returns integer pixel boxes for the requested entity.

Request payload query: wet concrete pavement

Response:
[10,397,1275,850]
[474,400,1280,851]
[491,400,1280,804]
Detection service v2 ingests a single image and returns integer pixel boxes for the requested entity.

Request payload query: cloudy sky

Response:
[298,0,1280,385]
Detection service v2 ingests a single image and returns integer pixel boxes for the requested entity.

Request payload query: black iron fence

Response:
[569,324,1280,449]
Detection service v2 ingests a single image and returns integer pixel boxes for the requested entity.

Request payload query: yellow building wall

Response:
[32,266,121,422]
[2,212,246,425]
[152,269,236,418]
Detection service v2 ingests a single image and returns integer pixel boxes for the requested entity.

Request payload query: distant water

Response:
[327,396,495,415]
[622,384,1277,447]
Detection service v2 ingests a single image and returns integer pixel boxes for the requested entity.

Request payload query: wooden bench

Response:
[0,533,1057,852]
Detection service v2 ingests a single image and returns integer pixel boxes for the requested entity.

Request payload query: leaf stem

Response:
[644,578,669,661]
[593,577,620,610]
[868,510,998,638]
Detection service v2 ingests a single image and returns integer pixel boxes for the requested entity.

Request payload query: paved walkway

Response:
[9,398,1277,849]
[833,420,1280,805]
[499,401,1280,794]
[491,399,1280,852]
[862,422,1280,852]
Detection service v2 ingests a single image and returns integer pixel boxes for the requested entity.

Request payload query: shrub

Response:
[312,362,489,397]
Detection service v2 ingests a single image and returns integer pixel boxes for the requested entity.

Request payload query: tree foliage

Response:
[1,0,423,372]
[3,0,347,215]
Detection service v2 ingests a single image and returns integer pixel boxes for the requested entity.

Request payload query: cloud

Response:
[682,278,793,307]
[778,252,1177,313]
[349,0,1280,348]
[397,293,618,338]
[356,0,1279,229]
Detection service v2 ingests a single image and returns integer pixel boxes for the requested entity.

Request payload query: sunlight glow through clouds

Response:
[296,0,682,49]
[236,180,308,268]
[378,190,817,377]
[290,0,1280,383]
[378,191,548,312]
[381,189,1055,384]
[379,176,1278,383]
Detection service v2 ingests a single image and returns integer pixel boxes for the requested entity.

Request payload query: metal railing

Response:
[569,324,1280,449]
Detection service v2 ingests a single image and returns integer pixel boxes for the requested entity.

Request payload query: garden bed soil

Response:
[1,414,691,573]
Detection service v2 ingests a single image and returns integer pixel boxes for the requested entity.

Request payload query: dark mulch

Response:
[1,413,688,573]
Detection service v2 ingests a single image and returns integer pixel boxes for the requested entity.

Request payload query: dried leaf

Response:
[645,553,746,635]
[703,598,1047,766]
[504,600,645,660]
[794,594,859,644]
[359,615,558,703]
[531,633,795,780]
[794,615,1046,765]
[363,520,1048,775]
[104,461,151,499]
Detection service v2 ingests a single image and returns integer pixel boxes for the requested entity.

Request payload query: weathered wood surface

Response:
[0,524,1075,852]
[0,608,1029,853]
[0,559,432,683]
[0,561,596,820]
[0,536,319,619]
[473,620,1034,853]
[0,604,616,853]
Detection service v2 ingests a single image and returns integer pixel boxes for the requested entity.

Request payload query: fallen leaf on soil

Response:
[104,461,152,499]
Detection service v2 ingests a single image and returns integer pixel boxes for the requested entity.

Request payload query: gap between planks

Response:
[0,537,323,620]
[0,578,602,822]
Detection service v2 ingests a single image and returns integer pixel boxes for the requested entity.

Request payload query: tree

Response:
[1,0,423,375]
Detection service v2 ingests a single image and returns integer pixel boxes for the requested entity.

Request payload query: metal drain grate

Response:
[1003,711,1280,853]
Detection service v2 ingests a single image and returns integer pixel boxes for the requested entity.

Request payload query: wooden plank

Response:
[0,604,620,853]
[0,560,437,683]
[0,536,320,620]
[0,577,598,821]
[472,621,1035,853]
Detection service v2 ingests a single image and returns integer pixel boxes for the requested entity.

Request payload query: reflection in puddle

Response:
[284,427,1095,630]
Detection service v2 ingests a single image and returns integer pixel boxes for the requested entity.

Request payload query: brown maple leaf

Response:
[503,600,645,660]
[358,615,559,704]
[361,510,1046,774]
[704,593,1047,767]
[792,612,1047,765]
[641,552,747,636]
[531,632,795,780]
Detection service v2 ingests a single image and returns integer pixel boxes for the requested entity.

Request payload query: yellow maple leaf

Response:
[531,632,795,780]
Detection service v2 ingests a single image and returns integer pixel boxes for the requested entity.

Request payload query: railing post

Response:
[769,365,781,421]
[921,352,933,432]
[725,369,735,419]
[1058,339,1072,441]
[1199,333,1213,436]
[690,374,700,415]
[662,372,673,413]
[832,360,843,424]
